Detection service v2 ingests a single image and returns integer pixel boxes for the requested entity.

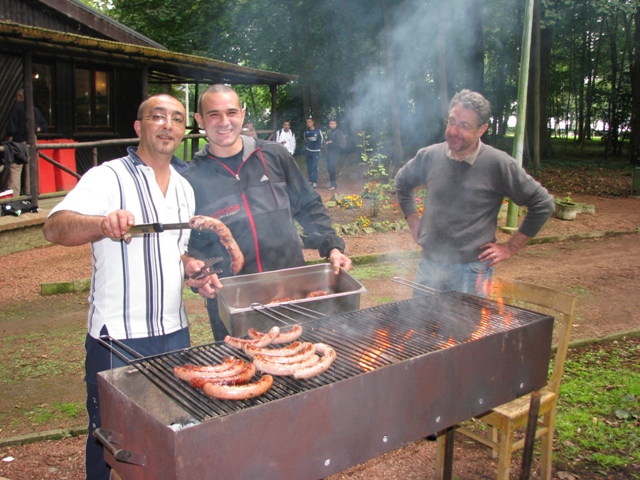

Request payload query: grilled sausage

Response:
[173,357,244,382]
[224,326,280,350]
[252,343,315,364]
[243,341,306,358]
[189,215,245,275]
[306,290,328,298]
[189,362,256,388]
[202,374,274,400]
[292,343,337,380]
[247,325,303,345]
[268,297,297,304]
[253,354,321,376]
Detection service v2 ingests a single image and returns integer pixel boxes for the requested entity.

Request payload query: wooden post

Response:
[24,51,39,207]
[270,84,278,135]
[141,66,148,99]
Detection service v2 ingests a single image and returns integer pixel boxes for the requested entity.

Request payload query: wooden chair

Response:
[436,277,577,480]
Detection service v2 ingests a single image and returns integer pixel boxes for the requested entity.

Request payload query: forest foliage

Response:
[90,0,640,165]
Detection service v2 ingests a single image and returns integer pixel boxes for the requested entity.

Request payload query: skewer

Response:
[248,302,324,324]
[391,276,441,295]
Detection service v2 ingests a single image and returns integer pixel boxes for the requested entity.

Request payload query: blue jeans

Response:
[414,257,493,297]
[326,150,339,187]
[305,150,320,184]
[84,325,190,480]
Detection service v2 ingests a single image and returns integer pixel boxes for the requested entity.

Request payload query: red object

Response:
[52,139,78,191]
[37,140,57,194]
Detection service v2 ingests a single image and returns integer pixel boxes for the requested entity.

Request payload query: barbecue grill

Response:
[97,288,553,480]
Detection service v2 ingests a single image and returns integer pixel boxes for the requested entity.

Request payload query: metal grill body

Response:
[97,292,553,480]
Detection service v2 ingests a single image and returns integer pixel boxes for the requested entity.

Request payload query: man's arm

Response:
[35,108,48,133]
[479,231,531,267]
[44,209,134,246]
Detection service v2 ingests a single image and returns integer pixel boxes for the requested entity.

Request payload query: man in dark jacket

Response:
[325,120,346,190]
[304,117,323,188]
[3,89,48,195]
[183,84,352,341]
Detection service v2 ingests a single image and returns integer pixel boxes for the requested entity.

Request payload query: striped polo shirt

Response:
[49,148,195,339]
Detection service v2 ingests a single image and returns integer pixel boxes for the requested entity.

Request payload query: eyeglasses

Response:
[139,114,186,127]
[445,118,482,132]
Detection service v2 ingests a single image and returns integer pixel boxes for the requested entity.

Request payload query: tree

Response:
[630,5,640,165]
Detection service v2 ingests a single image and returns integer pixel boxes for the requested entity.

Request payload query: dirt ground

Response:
[1,169,640,479]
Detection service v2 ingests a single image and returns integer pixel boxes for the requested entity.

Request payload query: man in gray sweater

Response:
[394,89,555,296]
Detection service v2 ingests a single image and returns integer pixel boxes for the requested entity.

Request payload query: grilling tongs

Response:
[123,222,191,243]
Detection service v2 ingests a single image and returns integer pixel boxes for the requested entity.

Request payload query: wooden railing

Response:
[1,130,277,206]
[1,133,207,205]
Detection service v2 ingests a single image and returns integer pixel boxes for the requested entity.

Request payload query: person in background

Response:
[3,89,48,195]
[325,119,346,191]
[182,84,351,342]
[276,120,296,155]
[242,122,258,138]
[395,89,555,297]
[304,117,323,188]
[43,94,196,480]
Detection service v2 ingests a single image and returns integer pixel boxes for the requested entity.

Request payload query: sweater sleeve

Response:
[500,156,555,238]
[394,148,429,217]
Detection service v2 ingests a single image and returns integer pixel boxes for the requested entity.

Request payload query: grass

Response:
[0,329,84,384]
[29,402,84,425]
[554,338,640,475]
[350,260,414,281]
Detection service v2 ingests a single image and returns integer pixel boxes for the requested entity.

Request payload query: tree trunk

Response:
[466,0,485,93]
[382,0,404,165]
[532,0,541,171]
[538,26,554,159]
[629,6,640,165]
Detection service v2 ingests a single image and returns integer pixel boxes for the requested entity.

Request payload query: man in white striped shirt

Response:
[44,94,197,480]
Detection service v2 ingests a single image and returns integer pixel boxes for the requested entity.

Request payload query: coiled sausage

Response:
[247,325,303,345]
[202,374,274,400]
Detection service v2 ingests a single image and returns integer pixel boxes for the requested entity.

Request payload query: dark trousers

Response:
[305,150,320,184]
[326,150,339,187]
[84,325,190,480]
[207,297,231,342]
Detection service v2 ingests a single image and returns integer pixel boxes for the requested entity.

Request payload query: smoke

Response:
[344,0,492,153]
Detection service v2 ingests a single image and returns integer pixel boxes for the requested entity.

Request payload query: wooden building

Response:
[0,0,295,197]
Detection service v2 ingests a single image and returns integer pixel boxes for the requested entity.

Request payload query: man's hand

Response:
[183,255,223,299]
[100,210,135,240]
[328,248,352,274]
[479,231,531,267]
[405,213,421,244]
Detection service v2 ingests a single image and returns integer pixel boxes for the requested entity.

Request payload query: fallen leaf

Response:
[615,408,631,420]
[557,471,579,479]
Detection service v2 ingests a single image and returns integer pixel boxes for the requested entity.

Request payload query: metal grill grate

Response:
[113,293,548,422]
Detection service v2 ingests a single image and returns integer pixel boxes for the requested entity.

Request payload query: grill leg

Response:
[435,427,456,480]
[520,390,542,480]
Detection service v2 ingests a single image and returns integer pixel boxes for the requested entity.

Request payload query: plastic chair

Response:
[435,277,577,480]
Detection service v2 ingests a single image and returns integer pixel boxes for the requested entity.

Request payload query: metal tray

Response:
[217,264,367,336]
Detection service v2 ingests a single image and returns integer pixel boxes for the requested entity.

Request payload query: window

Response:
[75,68,112,130]
[33,63,54,130]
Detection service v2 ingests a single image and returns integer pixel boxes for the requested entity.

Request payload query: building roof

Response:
[0,21,297,85]
[38,0,166,49]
